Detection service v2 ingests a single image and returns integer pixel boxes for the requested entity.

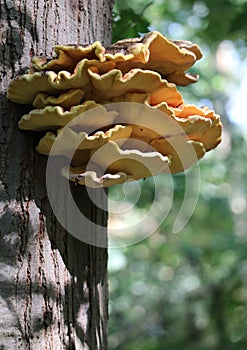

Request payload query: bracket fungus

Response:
[7,31,222,188]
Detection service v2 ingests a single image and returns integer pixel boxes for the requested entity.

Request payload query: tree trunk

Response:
[0,0,114,348]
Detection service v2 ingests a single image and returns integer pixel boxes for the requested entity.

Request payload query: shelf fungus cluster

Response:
[7,31,222,187]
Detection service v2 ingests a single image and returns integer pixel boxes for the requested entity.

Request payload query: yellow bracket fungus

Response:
[7,31,222,188]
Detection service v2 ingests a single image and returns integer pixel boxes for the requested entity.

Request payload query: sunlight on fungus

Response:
[7,31,222,188]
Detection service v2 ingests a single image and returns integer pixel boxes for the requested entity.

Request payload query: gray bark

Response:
[0,0,114,348]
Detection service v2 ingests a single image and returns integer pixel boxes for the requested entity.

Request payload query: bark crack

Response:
[23,251,32,350]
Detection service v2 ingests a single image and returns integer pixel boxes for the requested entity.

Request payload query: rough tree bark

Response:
[0,0,114,349]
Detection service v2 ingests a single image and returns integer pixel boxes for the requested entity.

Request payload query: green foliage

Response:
[112,5,150,42]
[110,1,247,349]
[113,0,247,44]
[109,140,247,349]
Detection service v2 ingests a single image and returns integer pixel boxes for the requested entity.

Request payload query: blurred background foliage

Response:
[109,1,247,349]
